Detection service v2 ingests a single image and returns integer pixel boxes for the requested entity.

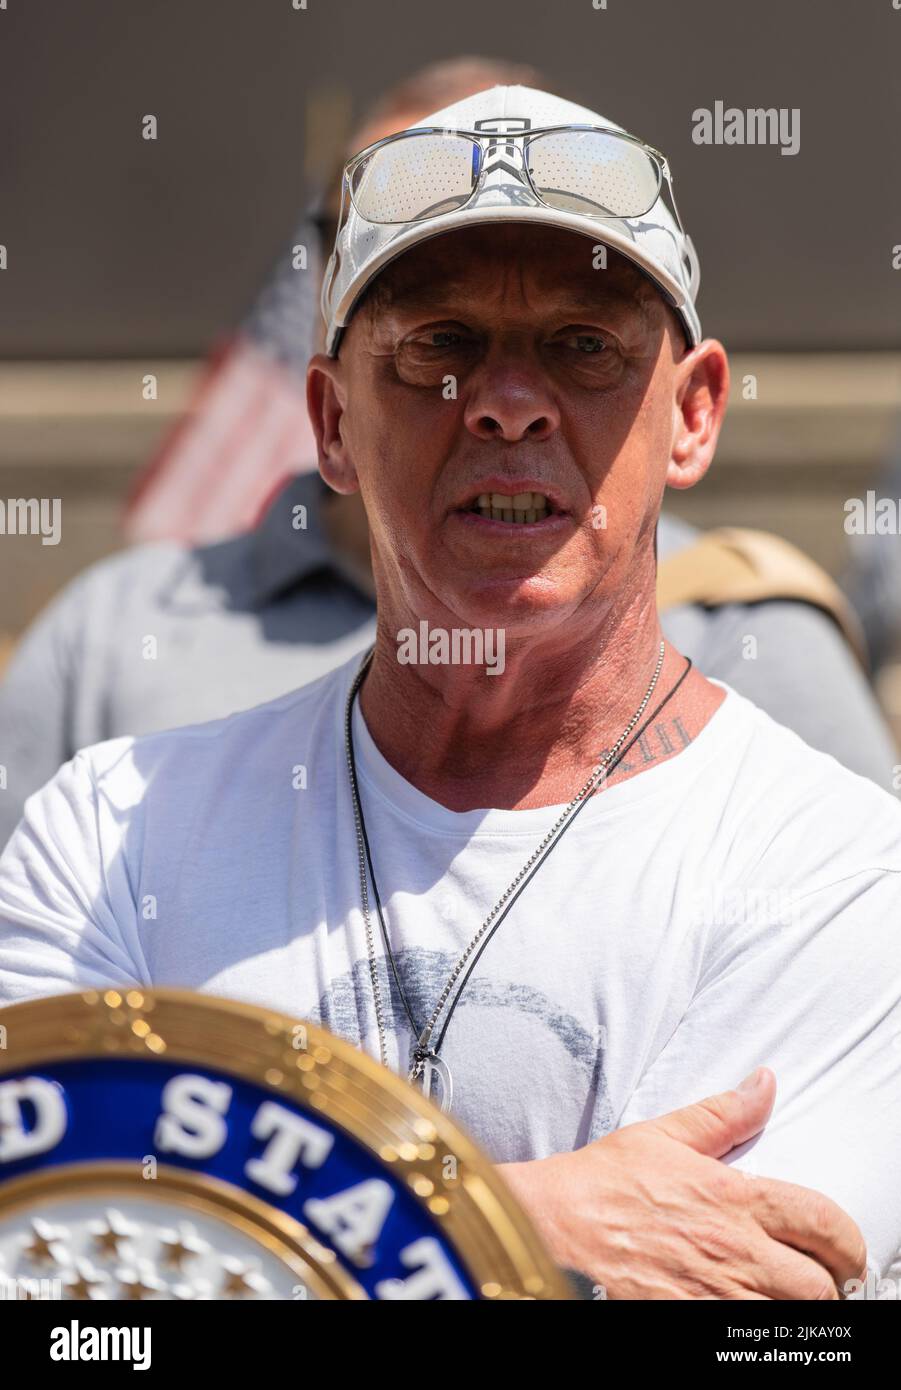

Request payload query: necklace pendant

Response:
[410,1048,453,1114]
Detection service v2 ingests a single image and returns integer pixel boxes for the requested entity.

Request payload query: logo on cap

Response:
[473,116,532,179]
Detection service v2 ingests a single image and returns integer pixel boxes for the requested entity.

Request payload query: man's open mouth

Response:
[463,491,556,524]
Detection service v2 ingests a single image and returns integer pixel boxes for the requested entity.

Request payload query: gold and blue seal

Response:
[0,989,570,1301]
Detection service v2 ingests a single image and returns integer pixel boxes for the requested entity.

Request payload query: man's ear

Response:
[306,352,360,495]
[665,339,730,491]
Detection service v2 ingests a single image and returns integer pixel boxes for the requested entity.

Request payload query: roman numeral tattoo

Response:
[597,715,693,774]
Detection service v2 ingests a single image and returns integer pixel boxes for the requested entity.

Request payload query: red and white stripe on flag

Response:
[124,335,318,545]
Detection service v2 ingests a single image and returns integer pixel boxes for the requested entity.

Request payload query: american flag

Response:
[124,216,324,544]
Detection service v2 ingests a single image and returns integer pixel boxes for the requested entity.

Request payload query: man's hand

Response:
[501,1067,867,1300]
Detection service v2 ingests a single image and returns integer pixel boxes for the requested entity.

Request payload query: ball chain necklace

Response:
[344,639,691,1112]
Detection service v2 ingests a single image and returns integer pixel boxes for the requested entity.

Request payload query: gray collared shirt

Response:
[0,474,897,847]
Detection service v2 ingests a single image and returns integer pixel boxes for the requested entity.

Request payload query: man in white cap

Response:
[1,84,900,1299]
[1,62,892,859]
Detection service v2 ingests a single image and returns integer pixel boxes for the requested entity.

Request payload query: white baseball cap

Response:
[321,84,702,355]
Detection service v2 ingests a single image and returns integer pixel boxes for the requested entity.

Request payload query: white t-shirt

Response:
[2,656,901,1276]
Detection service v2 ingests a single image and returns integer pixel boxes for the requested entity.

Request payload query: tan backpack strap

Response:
[657,526,868,668]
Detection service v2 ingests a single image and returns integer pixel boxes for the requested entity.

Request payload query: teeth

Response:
[474,491,550,523]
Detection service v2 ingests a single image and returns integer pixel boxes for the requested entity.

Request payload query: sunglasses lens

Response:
[526,131,660,218]
[350,133,480,224]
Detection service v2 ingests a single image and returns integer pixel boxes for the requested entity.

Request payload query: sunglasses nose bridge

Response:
[476,129,527,159]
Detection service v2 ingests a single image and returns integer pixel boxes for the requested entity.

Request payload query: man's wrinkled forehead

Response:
[359,225,663,331]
